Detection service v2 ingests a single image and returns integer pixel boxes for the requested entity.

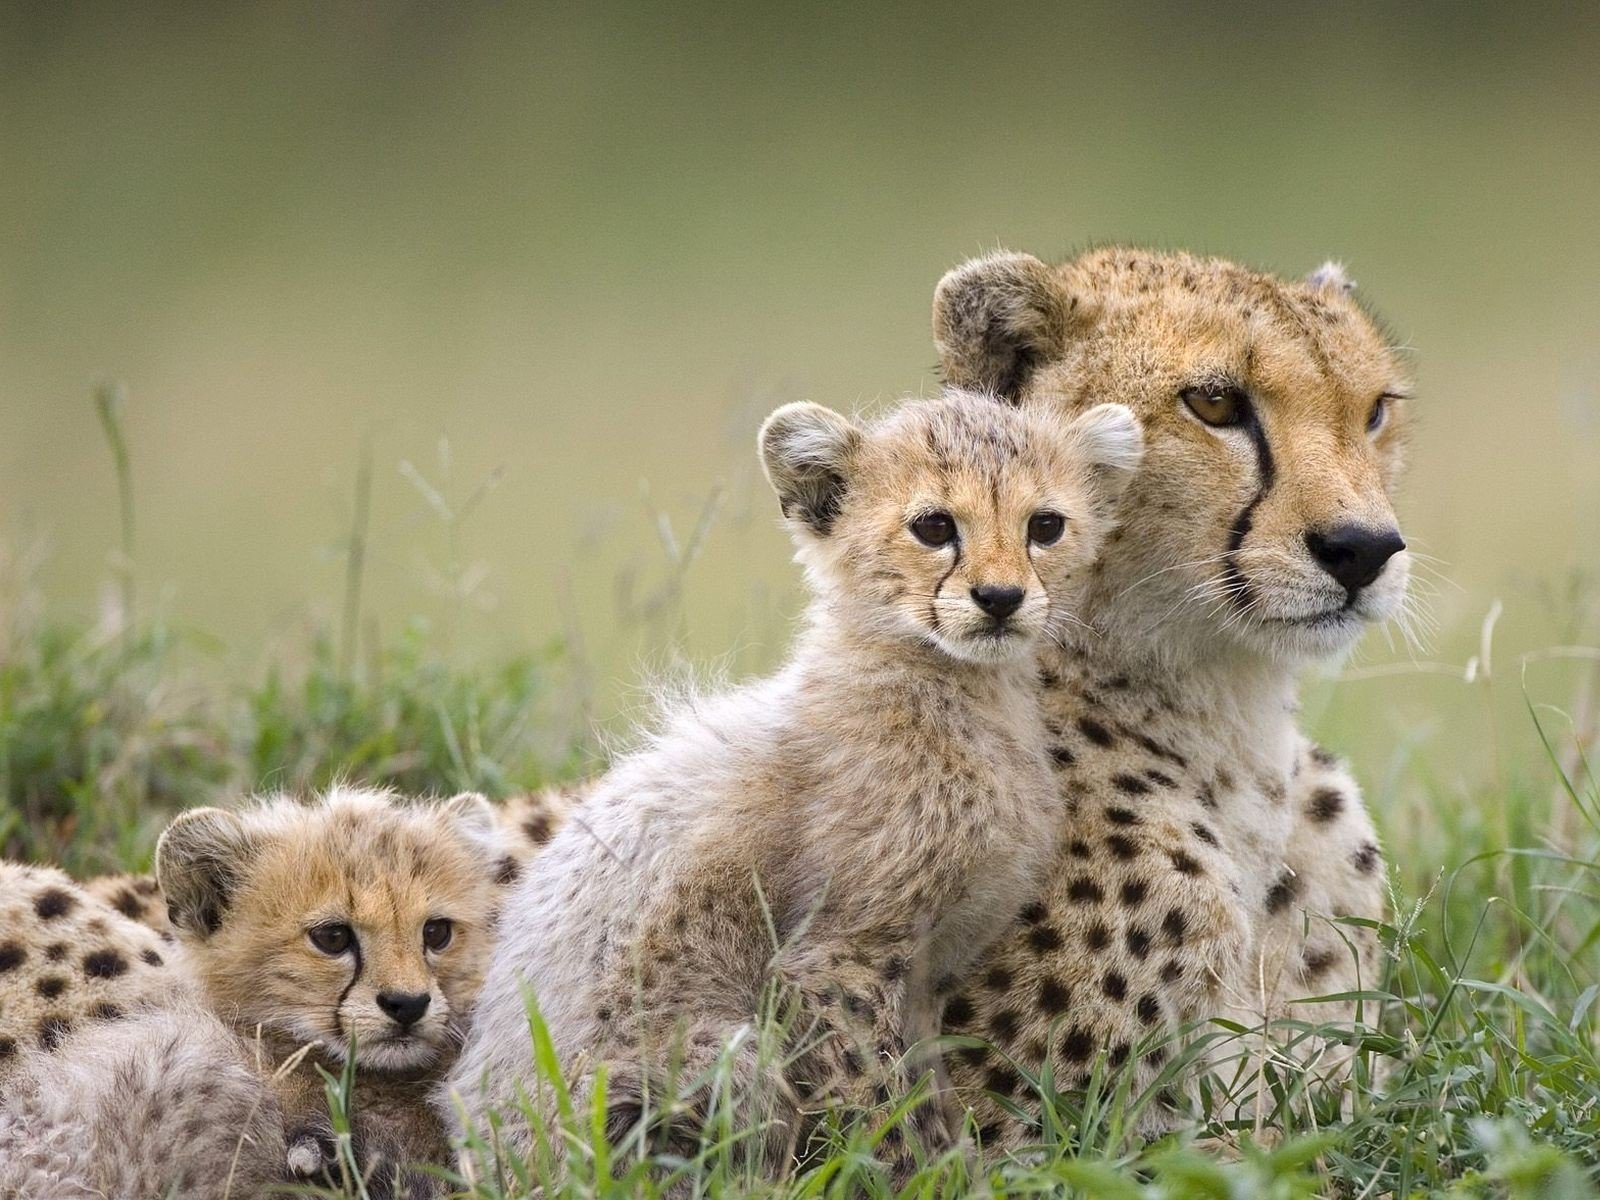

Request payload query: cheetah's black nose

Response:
[971,585,1025,620]
[1304,523,1406,595]
[376,990,431,1029]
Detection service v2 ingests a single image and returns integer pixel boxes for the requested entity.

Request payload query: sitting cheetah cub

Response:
[448,391,1143,1177]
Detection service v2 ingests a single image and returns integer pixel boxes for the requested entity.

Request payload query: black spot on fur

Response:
[1266,870,1301,914]
[83,948,130,980]
[1038,977,1070,1013]
[1163,908,1187,945]
[1051,745,1077,768]
[1135,734,1187,768]
[91,1002,123,1022]
[1126,928,1152,960]
[0,941,25,973]
[1109,1041,1131,1068]
[1019,900,1049,924]
[35,976,68,999]
[1311,745,1340,768]
[1308,787,1345,823]
[1060,1027,1093,1062]
[943,994,974,1026]
[1028,924,1064,953]
[1190,822,1218,846]
[1136,994,1161,1025]
[1067,839,1092,858]
[1169,850,1202,876]
[1086,923,1111,952]
[111,888,145,919]
[1302,948,1339,979]
[1067,879,1103,904]
[1076,717,1115,747]
[985,1064,1020,1098]
[1198,782,1218,809]
[521,815,552,844]
[1112,773,1150,796]
[1353,842,1382,874]
[0,1036,14,1061]
[493,856,523,886]
[1120,880,1148,907]
[37,1017,71,1050]
[139,948,164,968]
[1160,960,1183,983]
[984,966,1013,992]
[1102,971,1127,1001]
[45,942,68,962]
[1105,807,1140,826]
[990,1009,1020,1040]
[34,888,76,920]
[1106,834,1140,860]
[1144,769,1178,788]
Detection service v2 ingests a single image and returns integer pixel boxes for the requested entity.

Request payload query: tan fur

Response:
[0,862,185,1081]
[927,247,1401,1143]
[81,870,175,939]
[447,391,1143,1181]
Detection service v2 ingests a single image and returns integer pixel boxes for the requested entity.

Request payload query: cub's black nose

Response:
[1305,524,1406,594]
[376,990,431,1029]
[971,584,1025,620]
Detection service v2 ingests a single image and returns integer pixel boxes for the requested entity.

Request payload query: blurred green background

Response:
[2,1,1598,794]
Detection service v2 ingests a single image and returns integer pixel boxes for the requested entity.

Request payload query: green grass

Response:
[4,394,1599,1198]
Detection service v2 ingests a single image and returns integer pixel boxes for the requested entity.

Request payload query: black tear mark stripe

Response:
[333,933,364,1043]
[928,541,963,633]
[1219,411,1277,611]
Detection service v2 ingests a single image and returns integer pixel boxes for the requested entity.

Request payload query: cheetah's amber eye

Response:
[308,923,354,956]
[422,918,454,952]
[1180,386,1248,428]
[1027,511,1065,546]
[909,511,957,547]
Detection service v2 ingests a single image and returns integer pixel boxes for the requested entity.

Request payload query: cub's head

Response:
[934,248,1412,664]
[157,786,502,1072]
[759,390,1142,665]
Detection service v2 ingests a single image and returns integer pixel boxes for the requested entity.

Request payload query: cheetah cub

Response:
[1,787,507,1200]
[448,391,1143,1176]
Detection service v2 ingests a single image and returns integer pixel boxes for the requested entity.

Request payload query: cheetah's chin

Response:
[350,1036,444,1071]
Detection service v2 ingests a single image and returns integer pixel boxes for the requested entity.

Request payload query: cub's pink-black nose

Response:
[1304,524,1406,594]
[971,585,1025,620]
[376,990,431,1029]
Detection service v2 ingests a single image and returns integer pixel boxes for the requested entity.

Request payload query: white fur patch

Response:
[1308,260,1355,293]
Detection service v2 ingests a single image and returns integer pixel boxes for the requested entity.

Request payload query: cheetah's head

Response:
[933,248,1412,666]
[157,786,503,1072]
[759,390,1142,666]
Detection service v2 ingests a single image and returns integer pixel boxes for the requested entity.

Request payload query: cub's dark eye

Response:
[1367,394,1391,434]
[422,918,454,952]
[1027,511,1065,546]
[308,923,354,956]
[1181,386,1248,428]
[909,511,957,547]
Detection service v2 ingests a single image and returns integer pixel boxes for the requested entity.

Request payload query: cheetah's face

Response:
[759,392,1142,665]
[934,249,1412,665]
[157,788,502,1072]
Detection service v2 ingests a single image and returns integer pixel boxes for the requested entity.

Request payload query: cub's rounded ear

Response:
[758,402,862,537]
[933,251,1073,400]
[440,790,505,864]
[1069,403,1144,500]
[156,807,257,938]
[1307,260,1356,294]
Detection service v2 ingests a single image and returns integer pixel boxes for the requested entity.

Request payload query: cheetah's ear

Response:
[758,402,862,537]
[156,807,259,938]
[933,251,1074,400]
[1068,403,1145,503]
[1307,261,1356,294]
[440,791,504,862]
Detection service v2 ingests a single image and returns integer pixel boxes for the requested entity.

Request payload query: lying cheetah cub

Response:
[449,391,1143,1176]
[1,787,507,1200]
